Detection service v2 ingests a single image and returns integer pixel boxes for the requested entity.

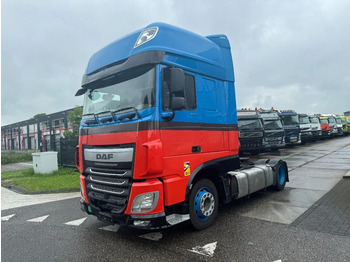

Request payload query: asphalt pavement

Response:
[2,136,350,261]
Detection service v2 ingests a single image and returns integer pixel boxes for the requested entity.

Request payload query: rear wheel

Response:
[189,179,218,230]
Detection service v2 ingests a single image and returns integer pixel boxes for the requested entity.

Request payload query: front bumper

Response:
[264,141,285,149]
[321,131,330,137]
[80,199,172,230]
[301,131,313,141]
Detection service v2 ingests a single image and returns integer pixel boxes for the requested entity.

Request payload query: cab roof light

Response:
[134,26,159,49]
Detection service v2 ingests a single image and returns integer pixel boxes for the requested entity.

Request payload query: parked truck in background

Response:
[308,115,322,140]
[259,109,285,151]
[335,116,344,136]
[319,116,331,138]
[325,115,339,137]
[74,23,288,230]
[345,111,350,134]
[278,110,300,145]
[237,109,265,155]
[298,114,313,143]
[338,116,348,135]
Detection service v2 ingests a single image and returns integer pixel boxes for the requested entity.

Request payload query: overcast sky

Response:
[2,0,350,126]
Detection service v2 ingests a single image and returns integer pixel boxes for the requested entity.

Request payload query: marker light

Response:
[134,26,159,48]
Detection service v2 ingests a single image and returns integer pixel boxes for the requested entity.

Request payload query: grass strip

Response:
[1,151,37,165]
[1,168,80,191]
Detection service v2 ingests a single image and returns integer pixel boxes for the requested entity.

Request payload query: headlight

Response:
[134,27,159,48]
[131,192,159,213]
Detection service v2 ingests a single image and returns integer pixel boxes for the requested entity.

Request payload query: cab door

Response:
[160,67,201,158]
[159,67,202,206]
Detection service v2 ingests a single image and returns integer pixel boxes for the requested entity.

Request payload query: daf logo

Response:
[96,153,114,160]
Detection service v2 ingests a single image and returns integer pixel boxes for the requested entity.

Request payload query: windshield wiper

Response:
[96,110,116,123]
[83,113,98,125]
[112,107,141,119]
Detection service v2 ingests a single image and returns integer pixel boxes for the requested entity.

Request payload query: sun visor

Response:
[81,50,165,89]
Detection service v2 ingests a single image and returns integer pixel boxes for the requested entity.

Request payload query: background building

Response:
[1,107,77,151]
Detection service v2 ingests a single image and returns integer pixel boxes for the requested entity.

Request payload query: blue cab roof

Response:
[85,22,234,82]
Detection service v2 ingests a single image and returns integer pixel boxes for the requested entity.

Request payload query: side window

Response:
[184,74,196,110]
[162,69,196,110]
[203,78,217,111]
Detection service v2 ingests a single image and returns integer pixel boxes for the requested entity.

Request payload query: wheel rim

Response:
[277,165,286,185]
[193,187,215,221]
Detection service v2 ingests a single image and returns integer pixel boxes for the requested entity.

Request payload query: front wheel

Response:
[189,179,219,230]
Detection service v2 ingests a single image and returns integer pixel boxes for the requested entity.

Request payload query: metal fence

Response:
[55,138,78,168]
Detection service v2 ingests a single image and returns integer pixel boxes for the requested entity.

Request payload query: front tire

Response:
[189,179,218,230]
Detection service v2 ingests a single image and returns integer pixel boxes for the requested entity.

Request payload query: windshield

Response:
[299,116,310,124]
[281,115,299,125]
[82,67,155,118]
[336,118,342,124]
[328,117,336,124]
[263,119,283,130]
[347,119,350,124]
[238,119,263,130]
[309,117,319,124]
[320,119,328,124]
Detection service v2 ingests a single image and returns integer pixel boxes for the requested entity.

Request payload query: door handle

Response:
[192,146,201,153]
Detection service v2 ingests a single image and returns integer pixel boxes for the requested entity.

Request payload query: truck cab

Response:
[319,116,331,138]
[75,23,288,230]
[338,116,348,135]
[259,109,285,151]
[308,115,322,140]
[237,109,265,155]
[298,113,313,143]
[278,110,301,145]
[326,115,338,137]
[335,116,344,136]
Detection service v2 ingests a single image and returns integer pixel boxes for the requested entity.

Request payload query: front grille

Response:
[265,131,284,145]
[285,130,299,137]
[85,166,132,214]
[83,145,134,215]
[312,131,319,136]
[240,138,262,148]
[266,131,284,138]
[239,131,263,138]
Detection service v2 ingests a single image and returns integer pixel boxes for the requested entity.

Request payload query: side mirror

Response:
[170,68,185,93]
[172,97,187,111]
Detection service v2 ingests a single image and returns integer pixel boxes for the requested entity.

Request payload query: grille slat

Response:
[85,167,132,178]
[86,175,128,187]
[88,184,128,196]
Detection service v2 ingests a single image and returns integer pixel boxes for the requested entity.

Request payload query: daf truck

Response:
[75,23,288,230]
[278,110,300,145]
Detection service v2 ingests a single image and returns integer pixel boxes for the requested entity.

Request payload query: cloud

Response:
[2,0,350,125]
